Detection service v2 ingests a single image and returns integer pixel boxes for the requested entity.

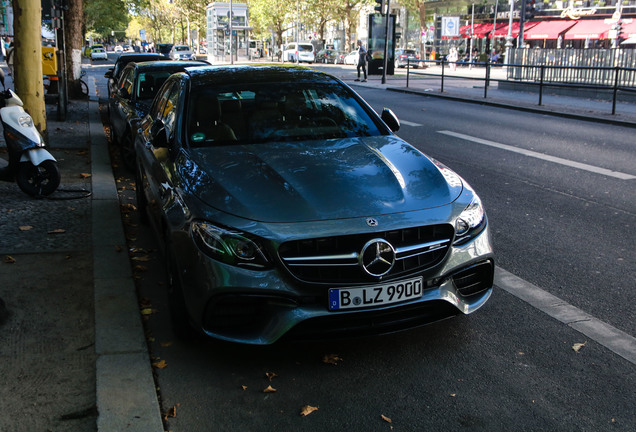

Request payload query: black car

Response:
[104,53,170,105]
[315,49,346,64]
[108,60,208,169]
[133,64,494,344]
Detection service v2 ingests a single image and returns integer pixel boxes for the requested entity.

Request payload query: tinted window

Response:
[186,80,383,147]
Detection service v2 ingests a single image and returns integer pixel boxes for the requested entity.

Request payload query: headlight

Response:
[454,196,486,245]
[191,221,270,269]
[18,115,34,128]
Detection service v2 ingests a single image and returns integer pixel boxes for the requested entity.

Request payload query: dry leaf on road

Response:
[300,405,319,416]
[263,385,277,393]
[3,255,16,264]
[19,225,33,231]
[80,173,92,179]
[572,341,587,352]
[152,359,168,369]
[48,229,66,234]
[381,414,392,423]
[266,372,278,381]
[322,354,343,365]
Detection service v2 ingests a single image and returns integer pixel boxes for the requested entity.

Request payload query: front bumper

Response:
[174,223,495,345]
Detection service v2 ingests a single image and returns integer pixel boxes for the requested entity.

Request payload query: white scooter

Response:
[0,68,60,196]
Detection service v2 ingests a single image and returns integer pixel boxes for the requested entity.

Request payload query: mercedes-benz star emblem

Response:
[359,239,396,277]
[366,218,378,227]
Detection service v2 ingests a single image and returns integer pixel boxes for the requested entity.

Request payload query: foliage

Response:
[84,0,130,38]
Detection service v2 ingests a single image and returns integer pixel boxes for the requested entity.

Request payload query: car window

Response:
[298,45,313,52]
[187,80,383,147]
[117,67,135,96]
[136,71,173,100]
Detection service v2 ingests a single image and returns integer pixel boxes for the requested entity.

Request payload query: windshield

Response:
[186,81,384,147]
[175,46,190,52]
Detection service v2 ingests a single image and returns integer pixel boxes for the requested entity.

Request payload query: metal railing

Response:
[405,58,636,116]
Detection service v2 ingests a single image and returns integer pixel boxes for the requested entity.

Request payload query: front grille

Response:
[452,261,494,296]
[278,224,454,284]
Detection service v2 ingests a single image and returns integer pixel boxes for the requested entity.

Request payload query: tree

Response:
[84,0,129,39]
[64,0,85,99]
[249,0,297,48]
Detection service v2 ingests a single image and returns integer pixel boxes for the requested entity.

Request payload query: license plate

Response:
[329,277,423,310]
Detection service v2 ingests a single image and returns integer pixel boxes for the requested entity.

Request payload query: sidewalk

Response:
[0,62,633,432]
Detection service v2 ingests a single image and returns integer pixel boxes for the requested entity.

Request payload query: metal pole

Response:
[504,0,514,68]
[469,4,474,70]
[382,0,391,84]
[229,0,233,64]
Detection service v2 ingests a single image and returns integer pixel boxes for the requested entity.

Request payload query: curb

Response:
[87,78,164,431]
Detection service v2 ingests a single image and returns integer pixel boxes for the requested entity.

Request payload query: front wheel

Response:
[16,160,60,196]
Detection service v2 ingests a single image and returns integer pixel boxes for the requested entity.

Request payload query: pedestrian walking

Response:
[355,40,367,82]
[448,46,458,71]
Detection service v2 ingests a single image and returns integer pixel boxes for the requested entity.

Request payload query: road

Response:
[87,59,636,431]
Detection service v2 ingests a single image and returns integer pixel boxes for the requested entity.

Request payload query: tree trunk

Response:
[11,0,47,138]
[64,0,85,99]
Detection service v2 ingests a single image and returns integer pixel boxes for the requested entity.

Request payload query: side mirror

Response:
[381,108,400,132]
[104,69,113,79]
[150,121,169,148]
[118,87,131,99]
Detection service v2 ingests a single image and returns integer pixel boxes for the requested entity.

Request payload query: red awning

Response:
[524,20,578,40]
[489,22,539,39]
[564,19,612,40]
[621,19,636,39]
[460,23,505,39]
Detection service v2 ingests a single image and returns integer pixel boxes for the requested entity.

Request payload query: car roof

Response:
[133,60,209,71]
[184,64,337,86]
[116,53,168,63]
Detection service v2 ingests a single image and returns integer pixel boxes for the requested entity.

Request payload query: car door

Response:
[110,66,135,144]
[137,78,182,231]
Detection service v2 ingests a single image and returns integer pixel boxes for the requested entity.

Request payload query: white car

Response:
[170,45,196,61]
[114,45,123,53]
[344,50,359,65]
[91,47,108,61]
[282,42,314,63]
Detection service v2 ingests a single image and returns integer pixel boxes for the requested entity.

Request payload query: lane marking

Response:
[400,119,423,127]
[495,267,636,365]
[438,130,636,180]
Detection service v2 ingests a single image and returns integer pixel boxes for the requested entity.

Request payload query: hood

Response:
[182,136,463,223]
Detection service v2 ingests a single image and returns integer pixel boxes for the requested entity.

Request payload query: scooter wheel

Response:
[16,161,61,197]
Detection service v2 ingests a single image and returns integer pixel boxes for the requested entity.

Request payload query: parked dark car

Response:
[109,60,208,170]
[394,48,421,68]
[104,53,170,106]
[156,43,174,56]
[134,64,494,344]
[315,49,346,64]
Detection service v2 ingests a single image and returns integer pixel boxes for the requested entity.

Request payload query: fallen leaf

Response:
[242,385,248,390]
[134,265,148,272]
[132,256,151,262]
[450,394,456,397]
[140,308,158,316]
[266,372,278,381]
[163,404,179,420]
[160,341,173,347]
[263,385,277,393]
[19,225,33,231]
[572,341,587,352]
[152,359,168,369]
[79,173,92,179]
[322,354,343,365]
[300,405,319,417]
[3,255,16,264]
[381,414,392,423]
[48,229,66,234]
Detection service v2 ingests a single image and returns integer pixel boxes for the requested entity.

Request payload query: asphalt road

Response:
[88,60,636,432]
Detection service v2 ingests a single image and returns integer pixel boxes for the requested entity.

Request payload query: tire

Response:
[121,133,136,172]
[166,245,196,340]
[16,160,60,196]
[134,162,149,224]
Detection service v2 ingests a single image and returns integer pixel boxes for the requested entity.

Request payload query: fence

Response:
[506,48,636,87]
[405,56,636,115]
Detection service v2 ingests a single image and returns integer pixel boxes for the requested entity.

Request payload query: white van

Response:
[282,42,315,63]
